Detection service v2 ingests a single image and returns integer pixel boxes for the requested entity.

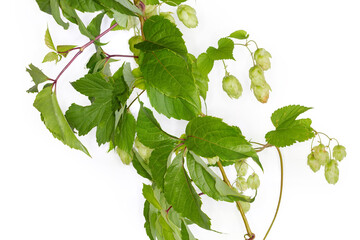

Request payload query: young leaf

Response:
[197,52,214,76]
[45,27,56,51]
[33,86,90,156]
[149,144,175,189]
[114,111,136,156]
[87,12,105,38]
[42,52,59,63]
[142,184,162,210]
[164,154,211,230]
[228,30,249,40]
[136,104,178,148]
[187,152,253,202]
[132,149,152,180]
[206,38,235,60]
[185,116,262,170]
[265,105,315,147]
[188,54,209,99]
[135,15,187,56]
[50,0,70,29]
[57,45,77,57]
[26,64,50,93]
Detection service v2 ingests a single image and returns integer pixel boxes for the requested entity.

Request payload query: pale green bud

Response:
[247,173,260,190]
[251,81,271,103]
[128,35,143,57]
[160,12,176,24]
[249,65,266,87]
[235,160,248,176]
[307,153,321,172]
[177,5,198,28]
[135,137,153,164]
[254,48,272,71]
[333,145,346,161]
[325,160,339,184]
[239,201,251,214]
[312,144,330,165]
[207,156,219,165]
[236,177,248,192]
[222,75,243,99]
[116,148,133,165]
[145,5,158,18]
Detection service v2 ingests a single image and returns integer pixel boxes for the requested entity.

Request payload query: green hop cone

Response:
[222,75,243,99]
[307,153,321,172]
[239,201,251,214]
[325,160,339,184]
[177,4,198,28]
[116,148,133,165]
[207,156,219,165]
[249,65,266,87]
[251,81,271,103]
[235,160,248,176]
[247,173,260,190]
[160,12,176,24]
[134,137,153,164]
[236,177,248,192]
[312,144,330,165]
[128,35,143,57]
[333,145,347,161]
[254,48,272,71]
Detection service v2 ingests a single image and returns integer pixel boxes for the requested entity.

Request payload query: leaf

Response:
[144,0,160,4]
[95,0,142,16]
[206,38,235,60]
[50,0,69,29]
[87,12,105,38]
[57,45,77,57]
[156,215,177,240]
[164,154,211,230]
[135,15,187,56]
[45,27,56,51]
[114,111,136,154]
[187,152,253,203]
[122,62,135,89]
[265,105,315,147]
[42,52,59,63]
[140,49,201,120]
[161,0,187,6]
[143,184,162,210]
[149,144,175,189]
[113,11,129,29]
[136,104,177,148]
[33,87,90,156]
[36,0,51,14]
[63,0,104,12]
[132,149,152,180]
[197,52,214,76]
[144,201,157,240]
[228,30,249,40]
[185,116,262,170]
[188,54,209,99]
[26,64,50,93]
[181,220,196,240]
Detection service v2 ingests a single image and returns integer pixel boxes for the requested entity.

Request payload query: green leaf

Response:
[135,15,187,56]
[156,215,177,240]
[132,149,152,180]
[122,62,135,89]
[206,38,235,60]
[33,87,90,156]
[149,144,175,189]
[114,111,136,154]
[140,49,201,120]
[136,104,177,148]
[87,12,105,38]
[36,0,51,14]
[161,0,187,6]
[45,27,56,51]
[228,30,249,40]
[144,0,160,4]
[197,52,214,76]
[50,0,70,29]
[187,152,253,202]
[26,64,50,93]
[181,220,196,240]
[42,52,59,63]
[142,184,162,210]
[144,201,157,240]
[188,54,209,99]
[56,45,77,57]
[185,116,262,170]
[71,73,113,99]
[63,0,104,12]
[113,11,129,29]
[164,154,211,230]
[265,105,315,147]
[96,0,142,16]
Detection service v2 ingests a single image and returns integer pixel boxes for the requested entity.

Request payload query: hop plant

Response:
[145,5,158,18]
[222,75,243,99]
[235,159,248,176]
[307,153,321,172]
[177,4,198,28]
[333,145,347,161]
[249,65,266,87]
[239,201,251,214]
[116,148,133,165]
[251,81,271,103]
[312,144,330,165]
[134,137,153,163]
[254,48,272,71]
[160,12,176,24]
[247,173,260,190]
[236,177,248,192]
[128,35,143,57]
[207,156,219,165]
[325,160,339,184]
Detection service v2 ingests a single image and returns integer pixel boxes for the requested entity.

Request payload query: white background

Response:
[1,0,359,239]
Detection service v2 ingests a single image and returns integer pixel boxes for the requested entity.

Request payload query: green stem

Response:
[263,147,284,239]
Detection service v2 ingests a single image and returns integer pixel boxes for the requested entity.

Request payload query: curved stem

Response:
[263,147,284,240]
[217,161,255,239]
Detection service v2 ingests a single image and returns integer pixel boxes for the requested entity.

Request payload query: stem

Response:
[127,90,145,110]
[216,161,255,239]
[106,54,139,59]
[263,147,284,240]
